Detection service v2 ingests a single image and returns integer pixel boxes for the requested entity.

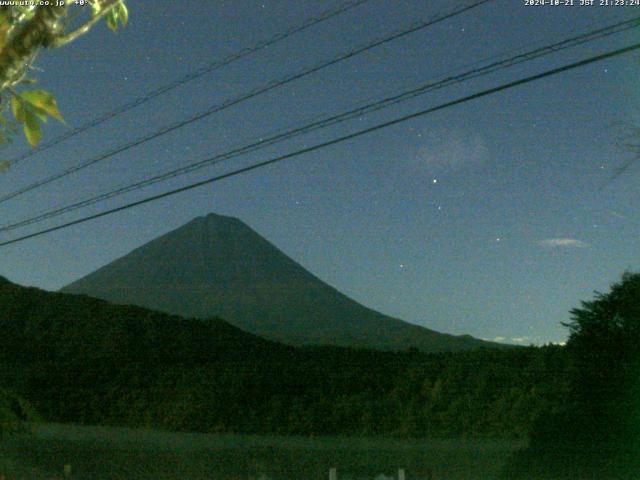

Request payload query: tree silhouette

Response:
[503,272,640,478]
[564,272,640,447]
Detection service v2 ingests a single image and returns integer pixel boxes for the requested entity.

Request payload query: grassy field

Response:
[0,424,524,479]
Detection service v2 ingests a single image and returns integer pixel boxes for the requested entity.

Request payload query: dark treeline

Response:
[502,272,640,479]
[0,276,569,438]
[1,271,637,478]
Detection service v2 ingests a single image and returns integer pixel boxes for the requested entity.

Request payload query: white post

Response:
[329,467,337,480]
[398,468,406,480]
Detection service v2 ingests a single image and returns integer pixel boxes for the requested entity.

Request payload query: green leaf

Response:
[31,107,47,123]
[91,1,102,16]
[11,96,24,123]
[106,9,119,31]
[105,2,128,31]
[118,2,128,27]
[23,110,41,147]
[0,161,9,173]
[20,90,64,123]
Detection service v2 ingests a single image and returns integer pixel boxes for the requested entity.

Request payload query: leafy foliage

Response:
[10,91,64,147]
[105,1,128,31]
[0,1,128,153]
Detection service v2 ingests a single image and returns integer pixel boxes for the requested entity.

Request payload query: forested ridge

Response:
[0,276,568,438]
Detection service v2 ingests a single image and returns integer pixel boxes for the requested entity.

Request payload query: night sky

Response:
[0,0,638,345]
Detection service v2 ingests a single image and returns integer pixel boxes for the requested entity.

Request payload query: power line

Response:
[0,0,492,204]
[5,0,372,168]
[2,41,638,247]
[2,15,638,233]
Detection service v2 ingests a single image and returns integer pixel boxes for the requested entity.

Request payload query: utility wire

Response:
[2,41,638,247]
[0,0,492,204]
[2,15,638,233]
[5,0,372,168]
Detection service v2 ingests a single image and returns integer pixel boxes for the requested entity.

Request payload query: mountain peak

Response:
[62,215,504,352]
[186,212,243,228]
[202,212,241,223]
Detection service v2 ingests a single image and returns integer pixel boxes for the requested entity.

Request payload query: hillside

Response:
[0,276,566,437]
[62,213,501,352]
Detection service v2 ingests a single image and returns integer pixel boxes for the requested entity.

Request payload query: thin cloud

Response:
[414,128,488,175]
[483,336,531,345]
[539,238,588,248]
[488,336,506,343]
[483,336,563,346]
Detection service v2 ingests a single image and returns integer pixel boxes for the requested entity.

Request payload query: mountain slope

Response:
[62,213,499,352]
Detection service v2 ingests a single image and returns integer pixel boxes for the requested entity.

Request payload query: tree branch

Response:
[51,0,122,48]
[0,6,67,91]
